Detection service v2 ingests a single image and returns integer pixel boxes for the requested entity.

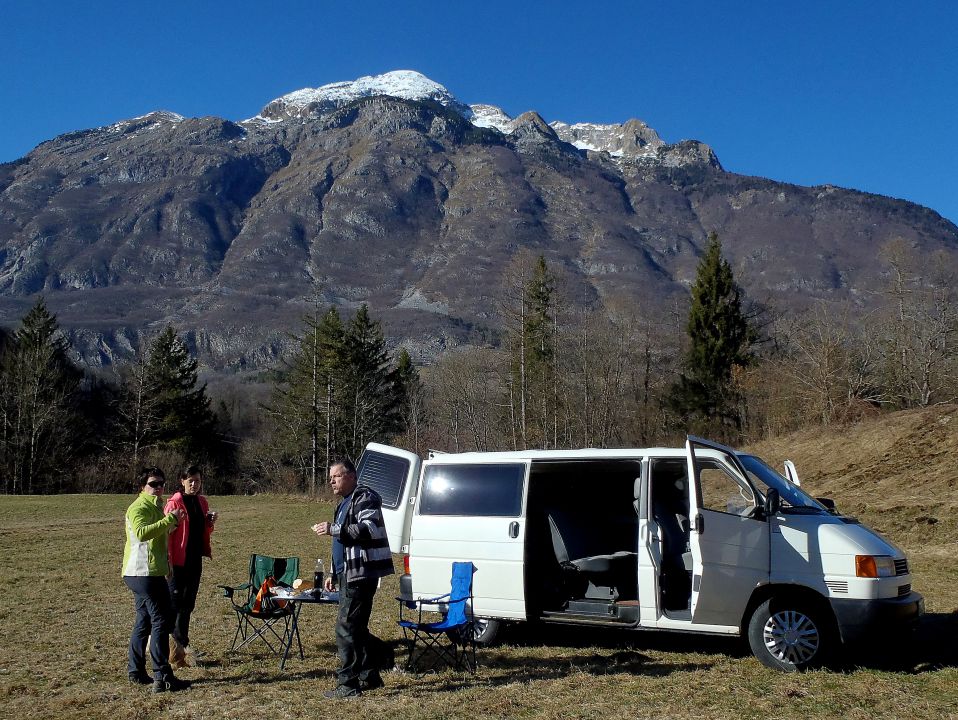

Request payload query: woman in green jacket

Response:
[122,467,189,692]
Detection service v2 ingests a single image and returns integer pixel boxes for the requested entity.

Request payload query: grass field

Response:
[1,410,957,719]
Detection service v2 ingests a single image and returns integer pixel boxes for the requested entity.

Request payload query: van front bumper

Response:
[830,591,924,644]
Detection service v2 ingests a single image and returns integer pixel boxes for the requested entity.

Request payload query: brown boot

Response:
[169,636,187,669]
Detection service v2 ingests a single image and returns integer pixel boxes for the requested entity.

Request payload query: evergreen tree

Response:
[504,254,557,448]
[0,298,83,493]
[393,347,427,454]
[266,306,346,494]
[341,304,404,459]
[668,232,754,436]
[114,325,218,474]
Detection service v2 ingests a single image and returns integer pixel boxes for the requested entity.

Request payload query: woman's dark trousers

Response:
[124,575,174,677]
[168,561,203,647]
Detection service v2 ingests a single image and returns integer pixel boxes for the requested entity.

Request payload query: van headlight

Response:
[855,555,896,578]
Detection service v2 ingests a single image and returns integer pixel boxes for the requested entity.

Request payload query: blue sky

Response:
[2,1,956,223]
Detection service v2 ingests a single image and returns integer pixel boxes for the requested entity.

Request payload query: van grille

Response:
[898,584,911,597]
[894,558,909,576]
[825,580,849,594]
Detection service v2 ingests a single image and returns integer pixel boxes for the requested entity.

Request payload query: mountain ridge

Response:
[1,71,956,370]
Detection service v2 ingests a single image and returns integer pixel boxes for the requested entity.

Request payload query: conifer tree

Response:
[0,298,82,493]
[668,232,754,436]
[341,304,404,458]
[114,325,217,473]
[266,306,346,494]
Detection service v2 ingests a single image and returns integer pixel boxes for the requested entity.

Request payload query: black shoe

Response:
[152,673,191,693]
[128,671,152,685]
[323,685,362,699]
[360,675,385,692]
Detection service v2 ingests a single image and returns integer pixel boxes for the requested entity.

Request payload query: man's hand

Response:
[323,576,336,592]
[312,522,330,536]
[169,507,186,523]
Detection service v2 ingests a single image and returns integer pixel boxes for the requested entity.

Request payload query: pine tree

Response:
[503,254,557,449]
[113,325,217,474]
[266,306,347,494]
[341,305,404,459]
[668,232,754,436]
[0,298,82,493]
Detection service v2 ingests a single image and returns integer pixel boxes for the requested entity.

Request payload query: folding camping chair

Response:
[219,554,301,661]
[397,561,478,673]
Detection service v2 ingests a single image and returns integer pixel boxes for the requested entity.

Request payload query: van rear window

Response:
[420,463,525,516]
[357,451,411,510]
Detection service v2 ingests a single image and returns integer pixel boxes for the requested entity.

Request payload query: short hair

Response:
[180,465,202,481]
[137,466,165,488]
[330,457,356,475]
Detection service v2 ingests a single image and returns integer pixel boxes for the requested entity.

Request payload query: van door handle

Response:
[509,521,520,538]
[694,513,704,534]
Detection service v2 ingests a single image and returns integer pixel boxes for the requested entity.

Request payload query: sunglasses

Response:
[147,480,165,488]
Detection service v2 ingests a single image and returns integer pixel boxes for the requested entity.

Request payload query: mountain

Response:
[1,70,956,370]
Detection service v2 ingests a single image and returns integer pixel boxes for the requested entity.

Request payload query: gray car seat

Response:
[548,512,636,599]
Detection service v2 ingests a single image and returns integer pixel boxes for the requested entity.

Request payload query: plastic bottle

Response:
[313,558,325,590]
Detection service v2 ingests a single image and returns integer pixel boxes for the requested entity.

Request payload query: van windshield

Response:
[736,454,826,511]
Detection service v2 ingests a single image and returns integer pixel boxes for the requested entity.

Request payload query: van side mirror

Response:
[764,488,781,517]
[816,496,836,512]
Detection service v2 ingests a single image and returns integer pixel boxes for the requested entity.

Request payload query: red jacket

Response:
[165,491,214,567]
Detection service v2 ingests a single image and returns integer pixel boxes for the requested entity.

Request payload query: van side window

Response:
[420,463,525,516]
[697,460,755,516]
[357,451,410,510]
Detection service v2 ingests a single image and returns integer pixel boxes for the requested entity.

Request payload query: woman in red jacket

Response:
[164,465,217,667]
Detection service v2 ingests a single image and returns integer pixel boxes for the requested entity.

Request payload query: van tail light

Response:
[856,555,895,578]
[403,553,411,575]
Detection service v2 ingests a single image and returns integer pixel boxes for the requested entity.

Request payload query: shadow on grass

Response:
[842,611,958,673]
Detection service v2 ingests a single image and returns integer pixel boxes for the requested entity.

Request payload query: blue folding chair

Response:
[397,561,478,672]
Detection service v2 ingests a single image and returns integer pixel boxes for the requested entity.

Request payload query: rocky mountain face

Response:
[1,71,956,370]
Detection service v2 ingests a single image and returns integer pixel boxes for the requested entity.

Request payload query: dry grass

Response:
[1,408,957,719]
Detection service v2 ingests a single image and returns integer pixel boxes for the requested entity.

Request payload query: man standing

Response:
[312,458,394,698]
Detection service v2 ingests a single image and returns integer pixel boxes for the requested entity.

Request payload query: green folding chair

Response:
[219,554,301,661]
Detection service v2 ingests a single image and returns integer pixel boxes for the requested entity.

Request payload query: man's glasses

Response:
[147,480,165,488]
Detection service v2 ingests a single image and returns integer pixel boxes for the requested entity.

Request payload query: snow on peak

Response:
[468,104,516,134]
[252,70,468,122]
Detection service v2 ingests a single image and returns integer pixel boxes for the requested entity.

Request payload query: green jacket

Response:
[122,492,179,577]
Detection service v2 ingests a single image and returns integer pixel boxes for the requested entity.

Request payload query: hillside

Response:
[747,403,958,548]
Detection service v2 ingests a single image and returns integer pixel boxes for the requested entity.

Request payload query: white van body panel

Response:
[408,457,530,620]
[409,514,527,619]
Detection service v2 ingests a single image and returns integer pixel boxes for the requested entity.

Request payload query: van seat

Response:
[547,513,636,593]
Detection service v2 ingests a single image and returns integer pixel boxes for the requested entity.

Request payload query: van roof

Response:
[425,447,703,463]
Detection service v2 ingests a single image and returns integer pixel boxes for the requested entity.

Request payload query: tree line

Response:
[1,234,954,495]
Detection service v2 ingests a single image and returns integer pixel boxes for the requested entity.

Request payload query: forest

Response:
[1,234,954,495]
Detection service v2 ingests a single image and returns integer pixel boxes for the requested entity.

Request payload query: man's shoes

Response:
[360,675,385,692]
[152,673,191,693]
[128,671,152,685]
[323,685,362,699]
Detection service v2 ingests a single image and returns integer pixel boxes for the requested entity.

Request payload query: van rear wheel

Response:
[747,598,833,672]
[471,617,501,645]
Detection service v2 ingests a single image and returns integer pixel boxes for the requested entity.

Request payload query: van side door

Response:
[356,443,422,554]
[686,437,770,627]
[410,459,530,620]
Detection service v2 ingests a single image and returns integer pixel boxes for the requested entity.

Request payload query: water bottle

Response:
[313,558,325,590]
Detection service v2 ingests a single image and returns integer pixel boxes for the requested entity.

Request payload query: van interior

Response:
[525,457,693,625]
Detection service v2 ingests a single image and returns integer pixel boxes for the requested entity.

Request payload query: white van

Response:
[357,436,923,671]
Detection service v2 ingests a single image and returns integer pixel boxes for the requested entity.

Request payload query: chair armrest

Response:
[218,582,252,599]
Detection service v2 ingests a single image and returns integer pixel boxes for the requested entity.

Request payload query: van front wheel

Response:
[747,598,833,672]
[471,617,501,645]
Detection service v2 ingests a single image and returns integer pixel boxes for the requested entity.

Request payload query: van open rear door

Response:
[357,443,421,553]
